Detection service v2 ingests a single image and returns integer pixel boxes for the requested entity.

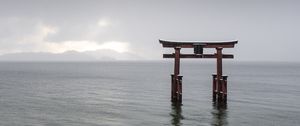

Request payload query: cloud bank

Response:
[0,17,135,60]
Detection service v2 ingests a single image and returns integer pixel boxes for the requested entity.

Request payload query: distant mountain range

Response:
[0,49,143,61]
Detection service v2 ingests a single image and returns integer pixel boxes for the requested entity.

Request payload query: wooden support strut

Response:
[212,74,217,102]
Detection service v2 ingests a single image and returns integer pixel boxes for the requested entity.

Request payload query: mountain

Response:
[0,49,143,61]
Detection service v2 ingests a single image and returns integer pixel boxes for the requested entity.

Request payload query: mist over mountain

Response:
[0,49,143,61]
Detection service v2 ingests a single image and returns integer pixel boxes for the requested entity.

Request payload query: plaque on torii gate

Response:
[159,39,238,103]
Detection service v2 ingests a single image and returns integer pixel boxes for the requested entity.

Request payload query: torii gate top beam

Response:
[159,40,238,48]
[159,40,238,59]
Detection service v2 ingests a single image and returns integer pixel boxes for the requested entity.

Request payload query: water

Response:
[0,61,299,126]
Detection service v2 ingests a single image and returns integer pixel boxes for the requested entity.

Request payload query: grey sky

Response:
[0,0,299,61]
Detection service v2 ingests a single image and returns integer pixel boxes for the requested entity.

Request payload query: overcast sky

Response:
[0,0,299,62]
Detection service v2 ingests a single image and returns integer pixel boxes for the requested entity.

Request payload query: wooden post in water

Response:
[212,74,217,102]
[222,76,228,102]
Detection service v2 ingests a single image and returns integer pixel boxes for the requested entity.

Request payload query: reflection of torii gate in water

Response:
[159,40,238,103]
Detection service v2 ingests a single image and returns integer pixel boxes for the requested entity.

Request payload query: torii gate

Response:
[159,40,238,103]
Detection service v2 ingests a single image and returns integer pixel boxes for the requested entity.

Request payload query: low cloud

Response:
[46,41,130,53]
[97,18,111,27]
[0,19,131,56]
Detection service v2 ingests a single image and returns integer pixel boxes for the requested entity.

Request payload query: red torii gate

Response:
[159,40,238,103]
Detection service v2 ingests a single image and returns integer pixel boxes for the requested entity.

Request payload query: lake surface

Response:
[0,61,299,126]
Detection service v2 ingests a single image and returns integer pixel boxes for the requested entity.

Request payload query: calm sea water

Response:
[0,61,299,126]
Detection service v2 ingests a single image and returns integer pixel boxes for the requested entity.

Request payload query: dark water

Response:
[0,61,299,126]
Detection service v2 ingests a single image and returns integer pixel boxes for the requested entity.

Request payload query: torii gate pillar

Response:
[171,47,182,102]
[214,47,228,102]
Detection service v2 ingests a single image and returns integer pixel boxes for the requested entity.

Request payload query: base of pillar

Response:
[212,74,228,103]
[171,74,183,103]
